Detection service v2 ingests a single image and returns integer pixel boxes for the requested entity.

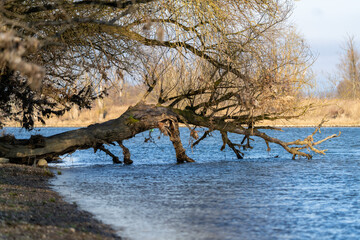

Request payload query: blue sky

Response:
[291,0,360,92]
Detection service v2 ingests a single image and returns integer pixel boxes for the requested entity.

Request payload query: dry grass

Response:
[4,104,130,128]
[260,98,360,127]
[40,105,130,128]
[4,98,360,128]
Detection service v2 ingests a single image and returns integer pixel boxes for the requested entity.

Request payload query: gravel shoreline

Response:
[0,163,121,240]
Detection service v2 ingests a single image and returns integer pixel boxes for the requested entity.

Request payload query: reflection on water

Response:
[5,127,360,239]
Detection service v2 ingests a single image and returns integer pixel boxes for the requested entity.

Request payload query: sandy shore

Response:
[0,163,121,240]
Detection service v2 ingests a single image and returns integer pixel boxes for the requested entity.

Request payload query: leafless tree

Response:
[336,36,360,99]
[0,0,339,165]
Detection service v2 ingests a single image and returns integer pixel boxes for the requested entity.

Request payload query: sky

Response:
[291,0,360,93]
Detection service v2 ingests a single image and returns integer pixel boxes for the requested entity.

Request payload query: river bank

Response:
[3,99,360,128]
[0,163,121,240]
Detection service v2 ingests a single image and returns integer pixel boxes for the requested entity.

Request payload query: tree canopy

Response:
[0,0,339,164]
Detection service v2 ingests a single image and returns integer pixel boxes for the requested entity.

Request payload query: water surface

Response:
[4,127,360,239]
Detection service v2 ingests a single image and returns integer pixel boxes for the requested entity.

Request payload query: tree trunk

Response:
[0,103,339,165]
[0,103,193,165]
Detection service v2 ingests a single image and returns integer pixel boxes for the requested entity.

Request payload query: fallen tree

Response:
[0,103,340,165]
[0,0,340,164]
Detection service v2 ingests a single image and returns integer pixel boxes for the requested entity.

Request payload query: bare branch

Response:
[22,0,157,14]
[94,144,122,163]
[117,141,133,164]
[220,131,244,159]
[192,130,211,148]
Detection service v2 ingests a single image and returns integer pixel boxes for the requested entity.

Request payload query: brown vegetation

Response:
[0,0,340,164]
[335,36,360,99]
[4,96,358,128]
[260,98,360,127]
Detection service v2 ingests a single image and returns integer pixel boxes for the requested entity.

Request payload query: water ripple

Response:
[5,127,360,239]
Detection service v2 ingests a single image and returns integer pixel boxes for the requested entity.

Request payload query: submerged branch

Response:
[192,130,211,148]
[0,104,340,165]
[117,141,133,165]
[220,131,244,159]
[173,108,340,160]
[95,144,121,164]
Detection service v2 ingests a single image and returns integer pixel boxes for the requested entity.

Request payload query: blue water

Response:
[3,127,360,239]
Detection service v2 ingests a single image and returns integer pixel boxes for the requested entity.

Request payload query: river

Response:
[4,127,360,239]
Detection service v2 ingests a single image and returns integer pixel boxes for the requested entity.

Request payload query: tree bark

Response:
[0,103,193,164]
[117,141,133,165]
[0,103,340,165]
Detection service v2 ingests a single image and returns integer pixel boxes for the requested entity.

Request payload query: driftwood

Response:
[0,103,340,165]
